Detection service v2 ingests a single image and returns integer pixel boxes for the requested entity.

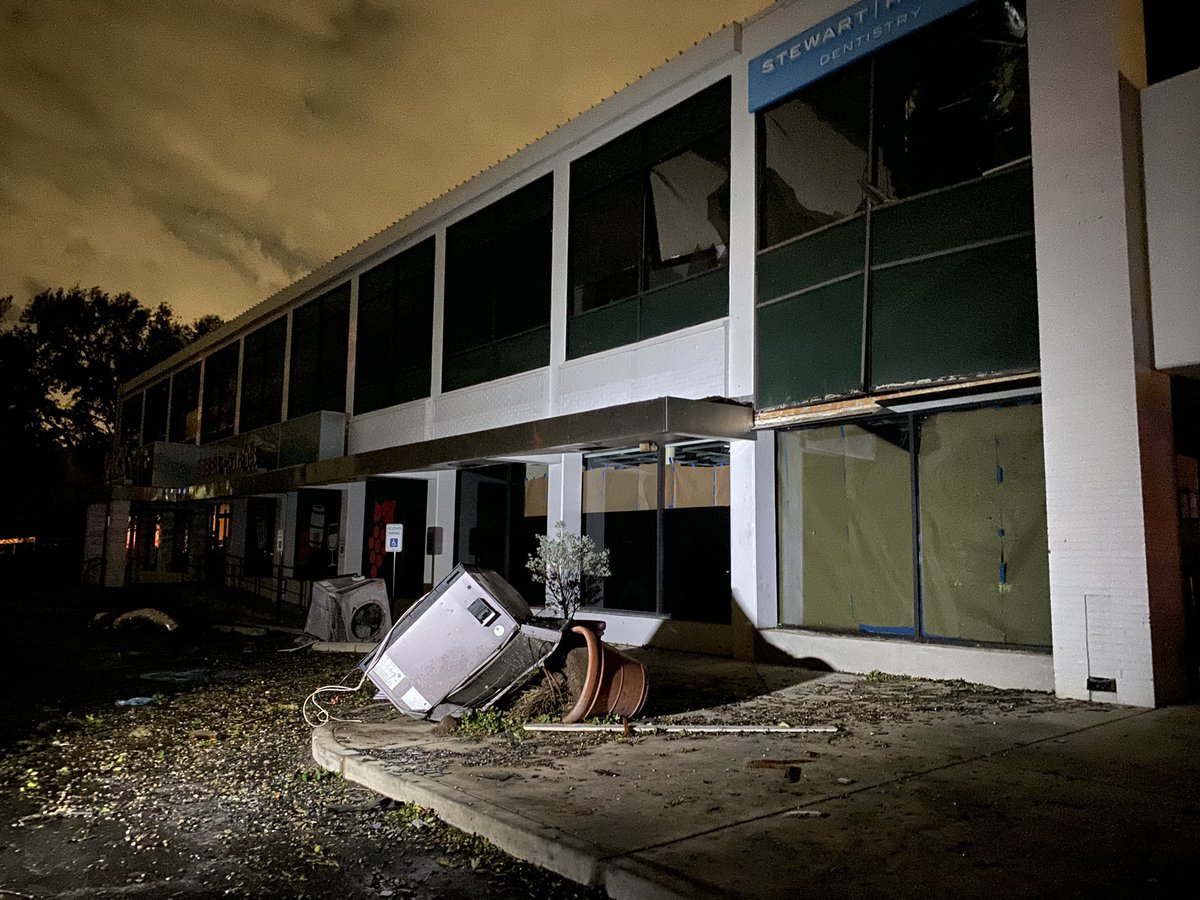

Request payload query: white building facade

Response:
[97,0,1199,707]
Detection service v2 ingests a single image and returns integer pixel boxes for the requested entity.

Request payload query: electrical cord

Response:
[301,591,427,729]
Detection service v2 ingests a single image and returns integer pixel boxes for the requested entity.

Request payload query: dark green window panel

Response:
[441,351,491,394]
[567,269,728,360]
[443,175,552,389]
[169,363,201,444]
[442,327,550,393]
[493,328,551,381]
[871,168,1034,266]
[640,269,728,340]
[568,299,640,359]
[870,237,1039,389]
[756,216,865,304]
[757,276,864,410]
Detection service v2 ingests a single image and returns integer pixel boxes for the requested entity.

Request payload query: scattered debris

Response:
[783,809,829,818]
[4,646,599,898]
[213,624,267,637]
[113,608,179,631]
[748,759,806,770]
[837,777,856,785]
[115,696,156,707]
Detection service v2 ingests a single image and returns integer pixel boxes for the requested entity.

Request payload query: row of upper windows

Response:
[120,0,1035,448]
[121,76,734,447]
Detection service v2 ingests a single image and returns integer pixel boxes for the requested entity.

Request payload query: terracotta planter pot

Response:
[561,625,649,723]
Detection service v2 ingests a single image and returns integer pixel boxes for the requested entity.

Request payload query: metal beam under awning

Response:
[122,396,753,503]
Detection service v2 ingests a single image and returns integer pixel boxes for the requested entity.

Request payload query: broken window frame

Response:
[775,398,1051,650]
[567,79,731,359]
[755,0,1037,411]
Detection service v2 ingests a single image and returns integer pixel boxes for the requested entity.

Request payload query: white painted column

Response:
[727,23,757,402]
[344,275,359,418]
[429,230,447,402]
[342,481,366,576]
[280,310,294,422]
[547,452,583,535]
[730,432,777,660]
[429,470,457,585]
[1029,0,1185,705]
[548,162,571,416]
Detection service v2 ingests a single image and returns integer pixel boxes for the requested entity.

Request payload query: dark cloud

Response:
[0,0,770,323]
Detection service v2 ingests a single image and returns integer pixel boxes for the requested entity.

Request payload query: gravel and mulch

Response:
[0,628,605,899]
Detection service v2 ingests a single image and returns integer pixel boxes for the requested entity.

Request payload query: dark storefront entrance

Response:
[454,463,547,604]
[361,478,427,603]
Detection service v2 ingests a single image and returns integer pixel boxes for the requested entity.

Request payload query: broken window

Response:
[756,1,1037,411]
[776,401,1050,647]
[917,402,1050,644]
[568,79,730,358]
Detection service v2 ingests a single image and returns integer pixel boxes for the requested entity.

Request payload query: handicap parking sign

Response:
[385,523,404,552]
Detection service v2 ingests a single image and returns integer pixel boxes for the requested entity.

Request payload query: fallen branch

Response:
[523,723,837,734]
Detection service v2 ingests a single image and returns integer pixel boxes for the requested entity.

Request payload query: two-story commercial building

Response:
[93,0,1200,707]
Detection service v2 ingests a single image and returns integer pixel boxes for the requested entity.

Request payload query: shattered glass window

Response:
[568,79,730,357]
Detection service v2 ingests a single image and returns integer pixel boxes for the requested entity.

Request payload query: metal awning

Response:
[116,396,752,503]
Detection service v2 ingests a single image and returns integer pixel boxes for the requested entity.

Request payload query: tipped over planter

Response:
[561,625,649,723]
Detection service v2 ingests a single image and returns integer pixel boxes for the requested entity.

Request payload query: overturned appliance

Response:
[305,575,393,643]
[362,564,563,721]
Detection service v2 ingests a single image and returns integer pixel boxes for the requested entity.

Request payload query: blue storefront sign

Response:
[748,0,978,112]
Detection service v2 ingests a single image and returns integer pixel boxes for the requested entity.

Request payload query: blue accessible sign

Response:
[385,523,404,553]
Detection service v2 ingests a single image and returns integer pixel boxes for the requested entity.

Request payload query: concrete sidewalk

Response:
[312,649,1200,898]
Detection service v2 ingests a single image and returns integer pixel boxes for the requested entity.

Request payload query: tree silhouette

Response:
[0,286,223,480]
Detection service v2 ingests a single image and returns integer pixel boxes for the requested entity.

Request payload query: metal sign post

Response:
[385,523,404,601]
